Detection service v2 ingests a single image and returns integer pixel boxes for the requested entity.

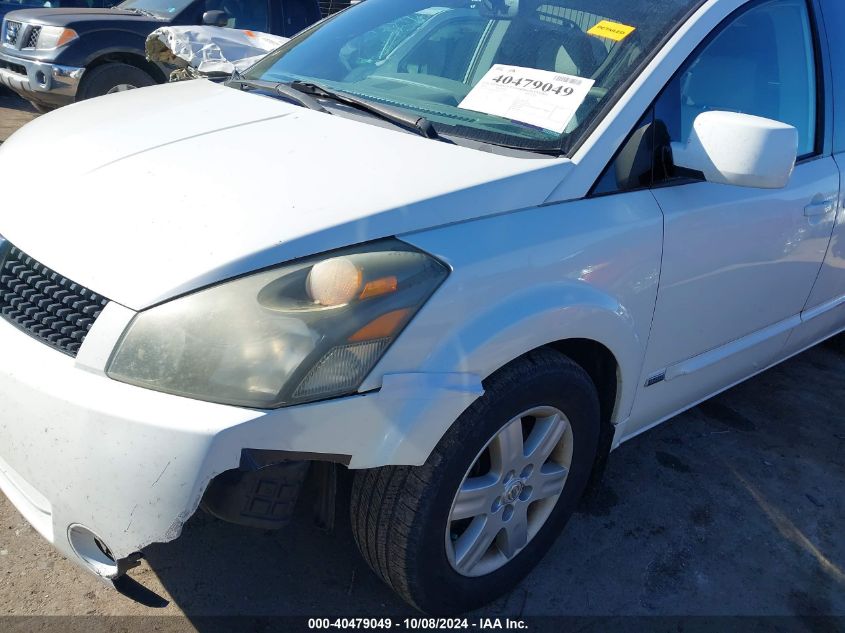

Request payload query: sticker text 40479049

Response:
[488,73,581,97]
[458,64,595,135]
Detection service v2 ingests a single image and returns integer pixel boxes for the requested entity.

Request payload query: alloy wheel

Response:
[445,406,574,577]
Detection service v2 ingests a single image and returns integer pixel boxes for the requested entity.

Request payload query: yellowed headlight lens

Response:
[306,257,362,306]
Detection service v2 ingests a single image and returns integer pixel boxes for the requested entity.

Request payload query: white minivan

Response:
[0,0,843,614]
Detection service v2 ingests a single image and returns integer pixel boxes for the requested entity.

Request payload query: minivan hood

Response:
[0,80,573,309]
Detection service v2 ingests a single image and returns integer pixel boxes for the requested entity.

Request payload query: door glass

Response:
[656,0,817,165]
[821,0,844,153]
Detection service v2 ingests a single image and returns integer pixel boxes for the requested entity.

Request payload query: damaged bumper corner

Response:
[0,304,481,580]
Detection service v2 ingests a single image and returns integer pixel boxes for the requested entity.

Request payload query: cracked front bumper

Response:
[0,48,83,106]
[0,302,481,578]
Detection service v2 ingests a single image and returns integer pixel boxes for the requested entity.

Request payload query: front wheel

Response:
[77,63,156,101]
[350,349,601,613]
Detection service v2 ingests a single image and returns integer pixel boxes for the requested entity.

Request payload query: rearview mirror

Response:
[202,10,229,27]
[671,111,798,189]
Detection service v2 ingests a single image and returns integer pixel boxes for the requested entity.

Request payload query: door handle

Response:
[804,197,837,218]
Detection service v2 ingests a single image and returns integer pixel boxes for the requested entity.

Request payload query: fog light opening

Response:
[94,536,114,561]
[67,524,120,578]
[35,71,47,87]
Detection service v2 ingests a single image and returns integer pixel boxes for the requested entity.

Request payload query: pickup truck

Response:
[0,0,329,111]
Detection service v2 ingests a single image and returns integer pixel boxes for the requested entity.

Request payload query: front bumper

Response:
[0,302,481,578]
[0,48,83,106]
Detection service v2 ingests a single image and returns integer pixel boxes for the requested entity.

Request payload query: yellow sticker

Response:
[587,20,636,42]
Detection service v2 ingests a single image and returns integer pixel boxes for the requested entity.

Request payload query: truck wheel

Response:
[350,348,601,614]
[77,63,156,100]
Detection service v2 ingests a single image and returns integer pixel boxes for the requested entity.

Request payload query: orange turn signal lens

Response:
[349,308,410,342]
[359,276,398,300]
[55,28,78,48]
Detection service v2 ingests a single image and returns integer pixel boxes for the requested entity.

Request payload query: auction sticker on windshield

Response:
[587,20,636,42]
[458,65,595,134]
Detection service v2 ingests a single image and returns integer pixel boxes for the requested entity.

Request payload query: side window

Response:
[205,0,269,32]
[657,0,818,164]
[820,0,844,153]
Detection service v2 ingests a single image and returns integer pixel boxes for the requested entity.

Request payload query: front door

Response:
[789,0,845,351]
[628,0,838,434]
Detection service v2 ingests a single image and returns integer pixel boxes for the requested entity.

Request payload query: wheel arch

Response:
[546,338,619,431]
[367,281,646,468]
[80,51,167,90]
[544,338,619,497]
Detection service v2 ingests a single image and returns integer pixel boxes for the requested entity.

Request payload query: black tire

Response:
[350,348,601,614]
[77,63,156,100]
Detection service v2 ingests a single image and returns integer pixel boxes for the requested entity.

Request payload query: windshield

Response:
[118,0,194,18]
[246,0,703,154]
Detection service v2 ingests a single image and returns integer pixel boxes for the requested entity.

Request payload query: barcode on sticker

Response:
[553,75,584,85]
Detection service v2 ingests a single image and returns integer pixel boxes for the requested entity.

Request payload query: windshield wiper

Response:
[289,80,444,141]
[482,142,563,156]
[226,78,330,114]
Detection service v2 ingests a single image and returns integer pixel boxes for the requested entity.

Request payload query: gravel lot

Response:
[0,92,844,630]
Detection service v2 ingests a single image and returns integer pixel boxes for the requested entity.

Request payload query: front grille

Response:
[23,26,40,50]
[0,243,109,356]
[3,20,22,48]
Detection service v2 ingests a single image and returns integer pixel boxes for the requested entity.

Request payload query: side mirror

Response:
[202,10,229,27]
[671,111,798,189]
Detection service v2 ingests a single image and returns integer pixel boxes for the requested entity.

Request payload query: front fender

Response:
[359,282,645,467]
[422,281,642,419]
[361,191,664,462]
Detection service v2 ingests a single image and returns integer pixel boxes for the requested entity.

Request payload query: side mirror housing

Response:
[671,111,798,189]
[202,10,229,27]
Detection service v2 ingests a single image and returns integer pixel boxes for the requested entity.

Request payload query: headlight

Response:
[35,26,77,50]
[107,240,448,408]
